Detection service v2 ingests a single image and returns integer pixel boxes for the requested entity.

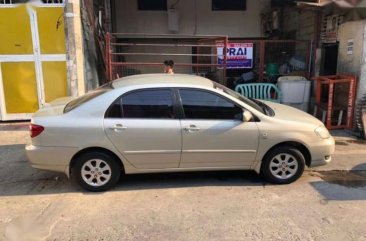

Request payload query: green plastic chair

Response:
[235,83,282,103]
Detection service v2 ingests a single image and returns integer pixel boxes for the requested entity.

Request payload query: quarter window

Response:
[105,99,122,118]
[121,89,174,119]
[179,89,242,120]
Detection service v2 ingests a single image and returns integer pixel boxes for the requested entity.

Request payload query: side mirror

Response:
[242,110,254,122]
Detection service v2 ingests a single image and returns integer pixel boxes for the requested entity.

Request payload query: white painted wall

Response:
[337,20,366,101]
[114,0,270,37]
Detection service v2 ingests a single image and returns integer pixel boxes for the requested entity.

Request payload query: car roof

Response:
[111,74,214,89]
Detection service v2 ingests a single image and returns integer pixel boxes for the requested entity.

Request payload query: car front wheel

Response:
[261,146,305,184]
[74,152,121,192]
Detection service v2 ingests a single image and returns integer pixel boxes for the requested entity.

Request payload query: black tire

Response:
[261,145,305,184]
[74,151,121,192]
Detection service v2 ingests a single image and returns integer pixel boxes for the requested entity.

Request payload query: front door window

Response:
[179,89,242,120]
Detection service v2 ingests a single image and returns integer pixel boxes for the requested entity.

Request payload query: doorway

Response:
[320,43,339,75]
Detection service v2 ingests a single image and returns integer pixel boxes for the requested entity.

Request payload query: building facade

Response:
[1,0,366,133]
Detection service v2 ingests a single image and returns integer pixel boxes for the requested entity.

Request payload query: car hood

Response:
[32,97,75,117]
[261,101,323,127]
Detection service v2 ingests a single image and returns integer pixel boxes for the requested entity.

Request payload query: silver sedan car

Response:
[26,74,335,191]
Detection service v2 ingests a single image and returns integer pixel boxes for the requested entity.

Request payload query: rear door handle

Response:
[110,124,127,131]
[183,125,200,132]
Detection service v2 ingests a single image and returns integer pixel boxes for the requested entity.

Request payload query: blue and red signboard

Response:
[217,43,253,69]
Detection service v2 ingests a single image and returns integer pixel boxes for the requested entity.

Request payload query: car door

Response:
[104,88,182,169]
[178,88,259,168]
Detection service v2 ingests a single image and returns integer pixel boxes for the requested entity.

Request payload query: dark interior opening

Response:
[320,43,339,76]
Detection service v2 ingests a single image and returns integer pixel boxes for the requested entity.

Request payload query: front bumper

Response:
[308,136,335,167]
[25,144,79,176]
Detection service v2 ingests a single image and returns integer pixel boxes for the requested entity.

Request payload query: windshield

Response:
[64,84,113,113]
[213,82,273,116]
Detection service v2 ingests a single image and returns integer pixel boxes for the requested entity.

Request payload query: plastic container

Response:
[277,76,311,112]
[266,63,279,76]
[289,56,306,70]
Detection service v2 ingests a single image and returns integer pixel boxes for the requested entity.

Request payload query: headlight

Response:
[314,126,330,139]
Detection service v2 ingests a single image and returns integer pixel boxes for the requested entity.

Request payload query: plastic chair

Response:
[235,83,282,102]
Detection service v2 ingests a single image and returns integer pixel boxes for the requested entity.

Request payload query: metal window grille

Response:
[104,36,312,84]
[105,33,228,84]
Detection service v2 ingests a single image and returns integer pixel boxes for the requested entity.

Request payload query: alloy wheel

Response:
[269,153,299,180]
[81,159,112,187]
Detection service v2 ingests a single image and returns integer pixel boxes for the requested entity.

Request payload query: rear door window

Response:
[105,89,175,119]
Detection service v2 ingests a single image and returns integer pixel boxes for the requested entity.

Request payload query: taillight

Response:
[30,124,44,138]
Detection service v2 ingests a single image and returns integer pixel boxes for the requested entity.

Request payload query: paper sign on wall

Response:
[217,43,253,69]
[347,39,354,55]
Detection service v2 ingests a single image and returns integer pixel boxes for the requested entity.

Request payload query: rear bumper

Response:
[308,136,335,167]
[25,144,79,177]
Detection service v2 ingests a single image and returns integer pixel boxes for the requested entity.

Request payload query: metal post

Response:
[307,40,313,79]
[223,36,228,85]
[259,40,265,82]
[105,32,111,81]
[347,75,357,129]
[327,81,334,129]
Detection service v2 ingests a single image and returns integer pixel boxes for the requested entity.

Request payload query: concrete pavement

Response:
[0,123,365,241]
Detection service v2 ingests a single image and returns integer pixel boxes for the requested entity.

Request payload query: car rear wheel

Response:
[74,152,121,192]
[261,146,305,184]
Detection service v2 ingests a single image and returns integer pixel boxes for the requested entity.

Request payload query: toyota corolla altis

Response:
[26,74,335,191]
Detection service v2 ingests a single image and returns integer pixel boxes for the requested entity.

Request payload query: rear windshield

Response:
[64,84,113,113]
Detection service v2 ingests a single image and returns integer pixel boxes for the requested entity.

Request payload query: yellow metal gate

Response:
[0,2,68,120]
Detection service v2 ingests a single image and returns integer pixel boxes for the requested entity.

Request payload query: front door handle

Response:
[183,125,200,132]
[110,124,127,132]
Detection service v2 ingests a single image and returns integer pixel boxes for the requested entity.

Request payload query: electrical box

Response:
[168,8,179,32]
